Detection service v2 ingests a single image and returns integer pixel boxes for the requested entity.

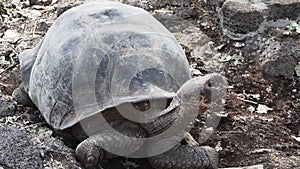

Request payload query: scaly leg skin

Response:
[12,83,34,107]
[75,121,146,169]
[148,145,219,169]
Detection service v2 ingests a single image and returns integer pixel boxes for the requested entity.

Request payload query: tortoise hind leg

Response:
[75,121,147,168]
[12,83,34,107]
[148,145,219,169]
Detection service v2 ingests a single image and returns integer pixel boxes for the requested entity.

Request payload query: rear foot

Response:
[12,83,34,107]
[149,145,219,169]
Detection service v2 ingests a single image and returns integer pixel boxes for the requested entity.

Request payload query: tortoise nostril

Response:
[207,81,212,88]
[205,80,213,89]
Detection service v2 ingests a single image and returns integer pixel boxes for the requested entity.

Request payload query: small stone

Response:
[3,30,20,43]
[266,86,272,93]
[17,8,42,19]
[266,0,300,21]
[247,106,255,113]
[0,96,16,117]
[256,104,273,114]
[29,0,52,6]
[261,39,300,79]
[32,5,45,10]
[218,54,232,62]
[218,0,300,40]
[0,56,10,66]
[295,62,300,77]
[287,22,300,33]
[234,42,245,48]
[219,0,267,40]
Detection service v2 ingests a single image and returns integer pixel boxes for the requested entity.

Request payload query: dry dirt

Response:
[0,0,299,169]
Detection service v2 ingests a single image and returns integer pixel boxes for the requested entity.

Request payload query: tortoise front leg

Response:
[75,121,146,168]
[148,145,219,169]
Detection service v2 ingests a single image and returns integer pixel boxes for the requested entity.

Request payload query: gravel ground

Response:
[0,0,299,168]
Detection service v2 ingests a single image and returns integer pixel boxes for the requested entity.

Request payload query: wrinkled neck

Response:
[140,95,199,137]
[140,97,180,136]
[140,108,178,136]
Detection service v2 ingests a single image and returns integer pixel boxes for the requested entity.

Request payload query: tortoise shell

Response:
[19,1,191,130]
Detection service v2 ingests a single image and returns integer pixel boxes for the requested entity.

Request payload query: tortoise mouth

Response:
[114,98,174,124]
[131,99,172,112]
[132,100,151,112]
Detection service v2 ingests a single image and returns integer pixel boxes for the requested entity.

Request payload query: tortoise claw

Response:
[75,139,103,168]
[87,155,96,164]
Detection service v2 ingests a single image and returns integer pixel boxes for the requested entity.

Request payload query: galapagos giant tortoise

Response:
[12,1,227,169]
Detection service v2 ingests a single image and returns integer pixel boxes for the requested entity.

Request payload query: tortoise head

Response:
[176,73,227,116]
[137,73,227,144]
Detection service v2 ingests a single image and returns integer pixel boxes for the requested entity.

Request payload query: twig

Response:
[32,19,38,36]
[0,51,17,75]
[0,82,13,87]
[236,97,258,105]
[0,63,17,75]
